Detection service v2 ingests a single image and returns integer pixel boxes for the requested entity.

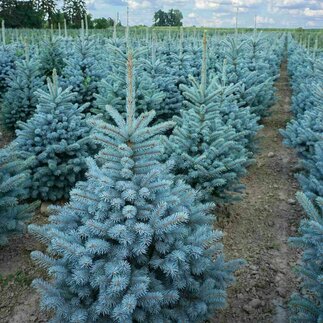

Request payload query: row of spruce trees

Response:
[0,29,287,321]
[281,36,323,321]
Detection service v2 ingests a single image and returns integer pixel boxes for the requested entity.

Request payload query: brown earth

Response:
[215,62,303,323]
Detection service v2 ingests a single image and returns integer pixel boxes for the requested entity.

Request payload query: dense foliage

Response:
[0,44,17,98]
[282,36,323,322]
[29,54,244,322]
[15,71,94,201]
[1,54,44,130]
[0,137,38,246]
[289,192,323,322]
[0,27,298,321]
[281,37,323,200]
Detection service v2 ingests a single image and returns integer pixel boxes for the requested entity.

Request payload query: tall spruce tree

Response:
[29,52,244,322]
[0,138,39,246]
[281,38,323,200]
[166,34,251,203]
[15,70,94,201]
[1,52,44,130]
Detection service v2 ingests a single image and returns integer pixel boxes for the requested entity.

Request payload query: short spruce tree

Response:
[1,53,44,130]
[0,44,17,98]
[29,53,244,322]
[289,192,323,322]
[0,138,39,246]
[15,70,94,201]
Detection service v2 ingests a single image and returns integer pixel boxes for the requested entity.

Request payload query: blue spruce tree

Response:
[196,59,261,152]
[95,43,164,119]
[140,40,180,120]
[29,52,244,322]
[15,70,94,201]
[281,39,323,200]
[61,36,106,112]
[289,192,323,322]
[0,138,39,246]
[1,52,44,130]
[39,36,66,77]
[0,44,17,98]
[298,141,323,200]
[166,34,251,203]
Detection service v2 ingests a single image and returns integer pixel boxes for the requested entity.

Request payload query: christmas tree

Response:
[1,52,44,130]
[95,42,165,119]
[0,44,17,98]
[166,34,251,203]
[0,138,38,246]
[196,59,261,152]
[289,192,323,322]
[140,40,180,120]
[29,52,244,322]
[15,70,94,201]
[281,37,323,200]
[39,36,66,77]
[61,36,106,112]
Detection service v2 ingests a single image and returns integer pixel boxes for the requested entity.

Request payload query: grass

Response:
[0,270,33,287]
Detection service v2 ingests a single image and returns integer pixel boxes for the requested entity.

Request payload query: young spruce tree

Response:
[289,192,323,322]
[62,36,106,112]
[29,52,244,322]
[39,36,66,77]
[1,51,44,130]
[15,70,94,201]
[166,33,251,203]
[0,138,39,246]
[0,45,17,98]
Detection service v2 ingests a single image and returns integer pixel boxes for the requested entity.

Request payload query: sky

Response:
[84,0,323,28]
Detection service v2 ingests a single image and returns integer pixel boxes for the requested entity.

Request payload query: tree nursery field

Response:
[0,25,322,323]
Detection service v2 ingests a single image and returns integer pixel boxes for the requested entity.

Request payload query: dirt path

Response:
[215,62,302,322]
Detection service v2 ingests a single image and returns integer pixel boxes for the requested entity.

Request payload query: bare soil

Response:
[215,62,302,322]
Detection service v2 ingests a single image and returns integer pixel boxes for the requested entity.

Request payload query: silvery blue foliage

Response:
[167,81,251,203]
[0,138,39,246]
[95,43,165,118]
[298,142,323,200]
[287,42,321,117]
[29,54,244,322]
[166,39,253,203]
[206,61,262,152]
[281,36,323,200]
[289,192,323,322]
[1,55,45,130]
[0,44,17,98]
[15,71,94,201]
[62,37,106,112]
[219,34,281,118]
[39,37,66,77]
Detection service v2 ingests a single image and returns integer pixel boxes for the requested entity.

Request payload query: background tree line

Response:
[0,1,183,29]
[0,0,120,29]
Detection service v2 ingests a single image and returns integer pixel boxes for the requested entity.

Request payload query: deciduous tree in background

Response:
[154,8,183,27]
